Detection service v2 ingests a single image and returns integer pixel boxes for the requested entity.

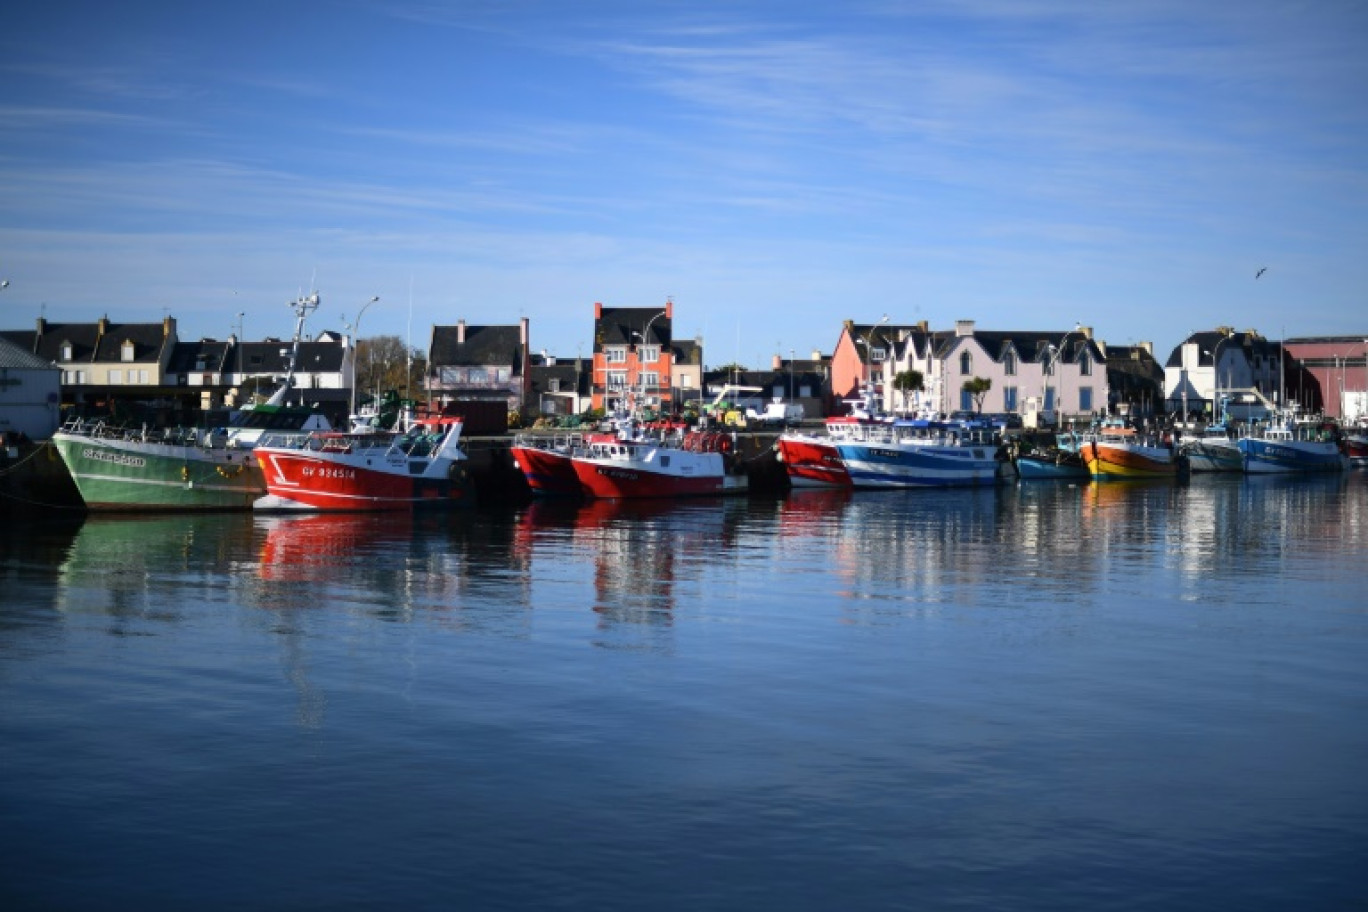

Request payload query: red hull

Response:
[509,445,582,497]
[1346,435,1367,466]
[255,450,472,511]
[571,457,729,499]
[776,435,852,488]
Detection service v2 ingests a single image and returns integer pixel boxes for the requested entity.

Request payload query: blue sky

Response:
[2,0,1364,367]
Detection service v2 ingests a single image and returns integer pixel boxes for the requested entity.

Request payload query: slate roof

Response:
[1162,330,1278,368]
[950,329,1104,364]
[1,320,170,363]
[594,308,672,350]
[0,335,57,370]
[168,340,232,374]
[234,340,344,375]
[529,361,591,398]
[670,338,701,366]
[430,324,525,370]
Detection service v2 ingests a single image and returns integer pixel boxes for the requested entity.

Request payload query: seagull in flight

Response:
[1255,267,1267,279]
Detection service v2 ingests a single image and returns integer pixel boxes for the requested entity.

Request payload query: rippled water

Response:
[3,475,1367,910]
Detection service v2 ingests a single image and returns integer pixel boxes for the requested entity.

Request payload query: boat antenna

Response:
[265,291,319,407]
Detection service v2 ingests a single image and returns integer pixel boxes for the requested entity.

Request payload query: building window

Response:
[959,352,972,375]
[109,369,123,384]
[548,378,561,393]
[121,340,135,362]
[61,343,73,361]
[605,346,627,364]
[606,371,628,390]
[870,347,887,362]
[1004,386,1018,411]
[1080,387,1093,411]
[679,376,693,388]
[1004,351,1017,376]
[1079,352,1092,376]
[640,372,660,390]
[638,345,660,363]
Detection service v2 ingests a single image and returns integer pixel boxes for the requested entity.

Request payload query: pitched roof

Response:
[0,335,57,370]
[1162,330,1277,368]
[234,339,344,374]
[168,340,232,373]
[595,307,672,349]
[430,324,525,368]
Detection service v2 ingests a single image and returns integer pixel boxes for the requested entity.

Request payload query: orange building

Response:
[590,301,674,413]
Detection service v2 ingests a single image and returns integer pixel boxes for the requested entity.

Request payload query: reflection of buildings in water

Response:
[828,488,1016,620]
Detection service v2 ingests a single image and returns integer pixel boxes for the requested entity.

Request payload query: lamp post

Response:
[862,314,889,411]
[632,310,667,411]
[1041,322,1082,427]
[1203,333,1231,421]
[345,295,380,420]
[789,348,795,403]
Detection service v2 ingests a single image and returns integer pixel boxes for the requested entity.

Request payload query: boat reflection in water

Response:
[54,513,258,624]
[515,496,745,650]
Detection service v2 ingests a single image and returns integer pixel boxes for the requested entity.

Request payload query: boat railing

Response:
[59,416,207,447]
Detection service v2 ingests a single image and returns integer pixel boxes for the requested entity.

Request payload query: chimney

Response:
[163,316,176,338]
[520,316,529,346]
[1139,341,1153,356]
[665,299,673,319]
[457,319,466,344]
[811,348,823,361]
[917,320,929,333]
[772,353,783,370]
[36,317,46,336]
[1080,325,1093,339]
[98,316,109,335]
[595,302,603,319]
[955,319,975,337]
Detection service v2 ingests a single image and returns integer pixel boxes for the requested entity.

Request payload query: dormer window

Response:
[870,347,886,362]
[121,339,135,362]
[61,342,74,361]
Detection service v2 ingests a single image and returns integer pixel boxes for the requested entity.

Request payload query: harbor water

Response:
[3,474,1366,910]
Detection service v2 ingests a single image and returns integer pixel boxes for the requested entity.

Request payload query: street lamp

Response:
[860,314,889,411]
[344,295,380,420]
[631,310,667,411]
[1203,332,1232,421]
[1041,322,1082,426]
[789,348,795,403]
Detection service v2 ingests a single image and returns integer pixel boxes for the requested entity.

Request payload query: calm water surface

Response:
[3,475,1367,910]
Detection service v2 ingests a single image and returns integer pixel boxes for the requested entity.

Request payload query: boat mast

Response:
[265,292,320,407]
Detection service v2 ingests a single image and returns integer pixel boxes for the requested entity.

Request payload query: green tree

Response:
[962,376,992,413]
[893,370,924,416]
[357,335,427,404]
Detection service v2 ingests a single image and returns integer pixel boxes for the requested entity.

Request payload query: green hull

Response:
[52,432,265,511]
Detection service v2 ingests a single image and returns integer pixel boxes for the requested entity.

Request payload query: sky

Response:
[1,0,1365,368]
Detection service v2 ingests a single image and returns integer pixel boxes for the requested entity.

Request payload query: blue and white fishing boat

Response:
[834,417,1011,488]
[1237,423,1348,474]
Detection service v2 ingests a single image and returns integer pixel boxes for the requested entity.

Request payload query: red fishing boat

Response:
[570,430,747,499]
[253,418,474,511]
[509,431,612,497]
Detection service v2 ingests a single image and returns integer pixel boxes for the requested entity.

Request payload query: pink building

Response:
[1282,335,1368,420]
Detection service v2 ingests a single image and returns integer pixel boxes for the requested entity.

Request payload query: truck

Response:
[745,399,805,427]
